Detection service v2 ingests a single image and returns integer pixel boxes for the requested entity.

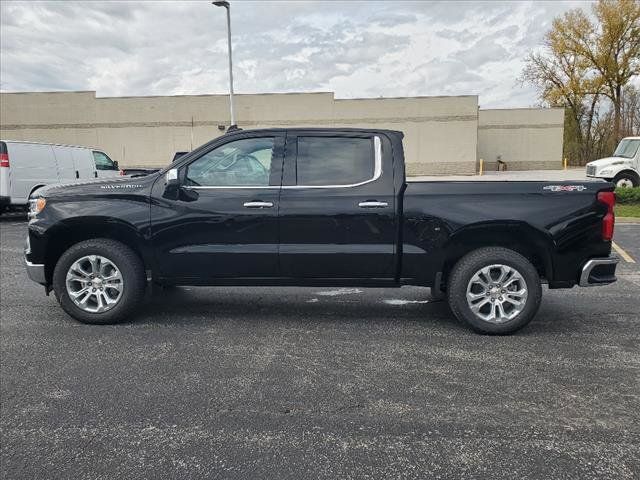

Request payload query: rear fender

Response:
[441,221,554,282]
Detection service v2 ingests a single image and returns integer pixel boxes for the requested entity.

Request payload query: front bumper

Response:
[24,234,46,285]
[579,256,619,287]
[25,259,46,285]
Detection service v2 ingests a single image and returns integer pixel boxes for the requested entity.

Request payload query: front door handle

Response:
[243,201,274,209]
[358,201,388,208]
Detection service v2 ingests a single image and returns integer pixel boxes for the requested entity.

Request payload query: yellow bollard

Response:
[563,157,568,170]
[479,158,484,176]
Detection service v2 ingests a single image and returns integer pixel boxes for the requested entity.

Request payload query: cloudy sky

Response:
[0,0,595,108]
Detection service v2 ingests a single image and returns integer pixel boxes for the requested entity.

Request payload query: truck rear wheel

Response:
[447,247,542,334]
[53,239,146,324]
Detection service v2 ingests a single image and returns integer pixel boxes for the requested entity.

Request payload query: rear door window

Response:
[295,137,375,186]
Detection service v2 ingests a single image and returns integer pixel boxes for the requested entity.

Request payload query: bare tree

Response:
[559,0,640,141]
[521,0,640,163]
[620,85,640,136]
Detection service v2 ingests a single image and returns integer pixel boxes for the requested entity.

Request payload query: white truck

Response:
[0,140,121,214]
[586,136,640,188]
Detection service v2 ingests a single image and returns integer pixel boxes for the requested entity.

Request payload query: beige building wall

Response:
[478,108,565,171]
[1,91,478,175]
[1,91,563,175]
[333,96,478,175]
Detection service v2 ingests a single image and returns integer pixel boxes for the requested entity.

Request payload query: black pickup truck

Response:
[25,128,618,334]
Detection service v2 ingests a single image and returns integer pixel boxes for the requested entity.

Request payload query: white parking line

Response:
[612,241,636,263]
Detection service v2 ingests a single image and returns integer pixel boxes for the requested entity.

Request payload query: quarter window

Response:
[296,137,375,186]
[185,137,275,187]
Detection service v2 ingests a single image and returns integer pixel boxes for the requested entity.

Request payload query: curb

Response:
[617,217,640,224]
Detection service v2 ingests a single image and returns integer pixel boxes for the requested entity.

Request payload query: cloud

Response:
[0,0,590,107]
[452,26,520,68]
[367,12,418,28]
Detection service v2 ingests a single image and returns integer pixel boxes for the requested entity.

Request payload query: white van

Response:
[0,140,120,213]
[586,136,640,188]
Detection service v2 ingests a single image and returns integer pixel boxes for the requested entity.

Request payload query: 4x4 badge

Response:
[543,185,587,192]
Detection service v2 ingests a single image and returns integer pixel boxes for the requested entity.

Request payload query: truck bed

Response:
[408,169,596,182]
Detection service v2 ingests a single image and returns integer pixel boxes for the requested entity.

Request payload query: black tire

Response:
[612,172,639,188]
[52,239,146,324]
[447,247,542,334]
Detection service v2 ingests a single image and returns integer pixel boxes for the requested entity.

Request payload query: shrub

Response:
[615,187,640,204]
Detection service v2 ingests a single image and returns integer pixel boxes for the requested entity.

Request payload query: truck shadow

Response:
[0,212,27,223]
[135,286,463,330]
[129,285,616,336]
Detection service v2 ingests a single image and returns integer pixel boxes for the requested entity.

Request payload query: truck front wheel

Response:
[447,247,542,334]
[52,239,146,324]
[612,172,639,188]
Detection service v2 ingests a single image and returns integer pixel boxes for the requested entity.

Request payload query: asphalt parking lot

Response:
[1,215,639,479]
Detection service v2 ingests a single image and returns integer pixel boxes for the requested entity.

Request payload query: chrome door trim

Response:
[283,135,383,189]
[179,135,383,190]
[183,185,280,190]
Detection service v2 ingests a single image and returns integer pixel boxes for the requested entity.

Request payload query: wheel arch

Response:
[29,184,47,197]
[613,169,640,185]
[44,217,151,284]
[440,221,554,285]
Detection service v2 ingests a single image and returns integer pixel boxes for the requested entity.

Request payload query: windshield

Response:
[613,139,640,159]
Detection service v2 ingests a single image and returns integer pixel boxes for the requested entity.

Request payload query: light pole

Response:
[213,0,237,130]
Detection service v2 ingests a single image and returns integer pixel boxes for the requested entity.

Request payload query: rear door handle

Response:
[243,201,274,208]
[358,201,388,208]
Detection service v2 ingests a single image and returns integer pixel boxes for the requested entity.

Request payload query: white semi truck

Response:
[586,136,640,188]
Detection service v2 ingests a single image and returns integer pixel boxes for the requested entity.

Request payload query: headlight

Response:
[28,197,46,219]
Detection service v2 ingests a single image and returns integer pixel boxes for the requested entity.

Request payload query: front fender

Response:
[27,198,152,283]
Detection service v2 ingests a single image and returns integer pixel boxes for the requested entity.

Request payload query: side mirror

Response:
[165,168,179,186]
[163,168,181,200]
[113,160,119,169]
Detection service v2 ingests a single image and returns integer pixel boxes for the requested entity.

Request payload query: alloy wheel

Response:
[65,255,124,313]
[465,264,528,323]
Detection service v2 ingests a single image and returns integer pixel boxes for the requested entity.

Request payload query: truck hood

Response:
[586,157,632,167]
[33,174,159,199]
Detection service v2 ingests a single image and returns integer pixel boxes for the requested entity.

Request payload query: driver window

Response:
[185,137,274,187]
[92,151,117,170]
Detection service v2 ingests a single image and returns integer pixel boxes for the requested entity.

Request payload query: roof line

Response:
[479,107,565,112]
[2,90,479,102]
[1,139,102,150]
